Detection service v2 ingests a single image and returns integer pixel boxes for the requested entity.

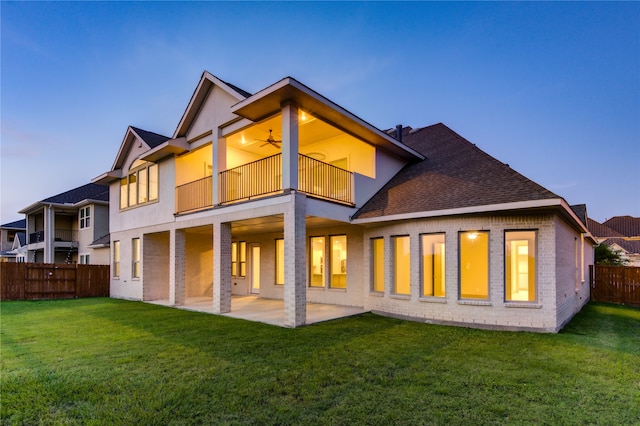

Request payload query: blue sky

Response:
[2,1,638,224]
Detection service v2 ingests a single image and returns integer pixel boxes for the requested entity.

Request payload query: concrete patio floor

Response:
[147,295,366,327]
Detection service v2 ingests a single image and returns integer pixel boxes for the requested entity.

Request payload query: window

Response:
[459,231,489,299]
[330,235,347,288]
[422,233,445,297]
[231,242,238,277]
[113,241,120,277]
[79,206,91,229]
[371,238,385,292]
[393,236,410,295]
[120,163,159,209]
[275,239,284,285]
[79,254,90,265]
[231,242,247,278]
[310,237,325,288]
[505,231,536,302]
[132,238,141,279]
[239,241,246,278]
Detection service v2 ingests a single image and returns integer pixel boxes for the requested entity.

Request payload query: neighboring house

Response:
[94,71,594,332]
[19,183,110,264]
[588,216,640,266]
[0,219,26,262]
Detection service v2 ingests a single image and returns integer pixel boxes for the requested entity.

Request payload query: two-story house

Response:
[95,71,594,332]
[0,219,26,262]
[19,183,110,264]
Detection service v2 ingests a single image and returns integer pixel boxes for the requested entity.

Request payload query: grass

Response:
[1,299,638,425]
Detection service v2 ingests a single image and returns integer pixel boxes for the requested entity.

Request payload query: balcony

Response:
[28,229,78,244]
[175,154,354,214]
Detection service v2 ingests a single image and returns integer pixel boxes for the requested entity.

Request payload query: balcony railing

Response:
[219,154,282,204]
[298,154,353,205]
[177,153,354,213]
[28,229,78,244]
[176,175,213,214]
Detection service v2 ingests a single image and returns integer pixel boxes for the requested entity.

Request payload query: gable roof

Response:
[604,238,640,254]
[587,218,624,238]
[20,183,109,214]
[353,123,560,220]
[603,216,640,237]
[130,127,171,149]
[1,219,26,230]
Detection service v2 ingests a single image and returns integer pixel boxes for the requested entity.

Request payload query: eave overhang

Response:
[231,77,425,161]
[352,198,596,244]
[140,137,189,162]
[92,170,122,185]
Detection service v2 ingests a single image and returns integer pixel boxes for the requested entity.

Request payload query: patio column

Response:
[43,206,55,263]
[170,228,186,306]
[281,102,299,192]
[284,192,306,327]
[213,220,232,313]
[212,131,226,206]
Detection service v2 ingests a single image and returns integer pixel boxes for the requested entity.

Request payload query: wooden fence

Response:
[590,265,640,308]
[0,263,110,301]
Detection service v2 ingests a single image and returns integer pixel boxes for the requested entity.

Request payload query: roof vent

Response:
[396,124,403,142]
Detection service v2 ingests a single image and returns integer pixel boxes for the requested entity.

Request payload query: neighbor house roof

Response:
[20,183,109,214]
[587,218,624,238]
[604,238,640,255]
[603,216,640,237]
[353,123,560,220]
[1,219,26,230]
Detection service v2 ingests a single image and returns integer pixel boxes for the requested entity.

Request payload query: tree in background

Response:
[594,243,629,266]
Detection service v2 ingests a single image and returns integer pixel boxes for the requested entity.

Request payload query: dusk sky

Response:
[2,1,638,224]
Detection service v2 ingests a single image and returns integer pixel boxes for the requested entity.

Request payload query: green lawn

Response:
[1,299,638,425]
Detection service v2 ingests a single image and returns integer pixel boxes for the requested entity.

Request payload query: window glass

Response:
[310,237,325,288]
[120,179,128,209]
[132,238,141,278]
[275,239,284,285]
[371,238,385,292]
[128,174,137,207]
[460,231,489,299]
[113,241,120,277]
[422,234,445,297]
[330,235,347,288]
[506,231,536,302]
[138,168,148,204]
[239,242,247,278]
[149,164,159,201]
[231,242,238,277]
[79,206,91,229]
[393,236,410,295]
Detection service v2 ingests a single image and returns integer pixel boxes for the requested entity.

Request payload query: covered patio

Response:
[148,295,366,327]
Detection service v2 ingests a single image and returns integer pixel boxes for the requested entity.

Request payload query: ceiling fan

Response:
[255,129,282,148]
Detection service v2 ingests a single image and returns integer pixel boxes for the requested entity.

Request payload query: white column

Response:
[170,228,186,306]
[212,131,227,206]
[281,102,299,192]
[213,221,232,313]
[43,206,55,263]
[284,192,306,327]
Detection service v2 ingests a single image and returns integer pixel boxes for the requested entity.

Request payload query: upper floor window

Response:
[120,163,158,209]
[79,206,91,229]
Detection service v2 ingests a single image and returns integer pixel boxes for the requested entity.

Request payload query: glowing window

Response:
[231,242,238,277]
[275,239,284,285]
[459,231,489,299]
[393,236,410,295]
[505,231,536,302]
[239,241,247,278]
[330,235,347,289]
[310,237,325,288]
[132,238,141,279]
[371,238,385,293]
[421,234,445,297]
[113,241,120,277]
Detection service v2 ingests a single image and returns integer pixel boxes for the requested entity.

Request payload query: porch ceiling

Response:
[230,214,348,235]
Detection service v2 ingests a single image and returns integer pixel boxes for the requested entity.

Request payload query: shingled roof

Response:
[130,127,171,149]
[587,218,624,238]
[42,183,109,204]
[1,219,26,229]
[354,123,559,220]
[603,216,640,238]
